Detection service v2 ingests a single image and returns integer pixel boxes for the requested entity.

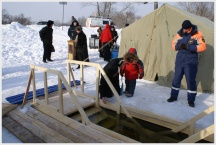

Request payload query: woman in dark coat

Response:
[99,57,124,103]
[75,26,89,69]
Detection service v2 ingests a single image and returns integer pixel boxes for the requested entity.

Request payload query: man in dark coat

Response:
[99,57,124,103]
[39,20,54,63]
[68,16,80,40]
[74,26,89,69]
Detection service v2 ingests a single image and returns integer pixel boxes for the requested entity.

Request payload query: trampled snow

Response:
[1,22,214,142]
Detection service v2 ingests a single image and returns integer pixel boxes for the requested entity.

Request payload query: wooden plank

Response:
[180,124,214,143]
[21,70,32,108]
[58,76,63,114]
[2,116,45,143]
[67,60,100,68]
[8,109,73,143]
[67,62,71,84]
[43,72,48,105]
[32,69,36,104]
[80,64,84,93]
[26,107,98,143]
[42,93,95,116]
[95,68,100,107]
[2,103,18,117]
[73,91,95,99]
[32,102,124,143]
[30,65,60,76]
[71,107,101,122]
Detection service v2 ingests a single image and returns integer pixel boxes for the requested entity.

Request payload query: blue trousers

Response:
[125,79,136,95]
[171,66,198,102]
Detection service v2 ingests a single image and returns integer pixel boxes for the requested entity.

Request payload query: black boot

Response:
[167,97,177,102]
[47,59,53,62]
[43,60,47,63]
[188,101,195,107]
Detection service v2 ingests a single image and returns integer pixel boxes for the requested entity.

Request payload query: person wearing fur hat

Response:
[68,16,80,40]
[120,48,144,97]
[39,20,54,63]
[99,57,124,103]
[167,20,206,107]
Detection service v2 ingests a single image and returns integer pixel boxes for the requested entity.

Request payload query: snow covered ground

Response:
[1,22,214,143]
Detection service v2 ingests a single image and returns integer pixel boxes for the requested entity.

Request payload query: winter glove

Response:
[179,43,188,49]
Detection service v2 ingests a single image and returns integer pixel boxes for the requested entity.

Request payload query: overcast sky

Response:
[2,1,177,24]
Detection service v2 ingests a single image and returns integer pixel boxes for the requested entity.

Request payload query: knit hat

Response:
[128,48,137,55]
[182,20,192,29]
[47,20,54,26]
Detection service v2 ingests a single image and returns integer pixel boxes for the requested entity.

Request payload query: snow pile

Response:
[2,22,214,133]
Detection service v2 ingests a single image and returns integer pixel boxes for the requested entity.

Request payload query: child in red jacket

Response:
[120,48,144,97]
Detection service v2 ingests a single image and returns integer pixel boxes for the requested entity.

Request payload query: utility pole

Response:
[59,2,67,30]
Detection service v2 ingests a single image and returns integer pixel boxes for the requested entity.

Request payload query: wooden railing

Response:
[21,61,214,142]
[22,64,91,125]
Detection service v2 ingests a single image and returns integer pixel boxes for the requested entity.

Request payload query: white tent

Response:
[119,4,214,93]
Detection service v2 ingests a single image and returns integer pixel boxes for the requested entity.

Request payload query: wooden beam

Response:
[180,124,214,143]
[8,109,73,143]
[95,68,100,107]
[43,72,49,105]
[59,73,90,125]
[30,64,61,76]
[21,69,33,108]
[80,64,84,93]
[2,103,18,117]
[67,60,99,68]
[67,62,71,84]
[26,107,97,143]
[58,76,63,114]
[32,102,126,143]
[32,69,36,104]
[2,116,45,143]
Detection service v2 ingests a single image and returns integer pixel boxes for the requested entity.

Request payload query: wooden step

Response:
[32,102,130,142]
[2,116,45,143]
[2,103,18,117]
[8,109,73,143]
[25,107,98,143]
[71,107,101,122]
